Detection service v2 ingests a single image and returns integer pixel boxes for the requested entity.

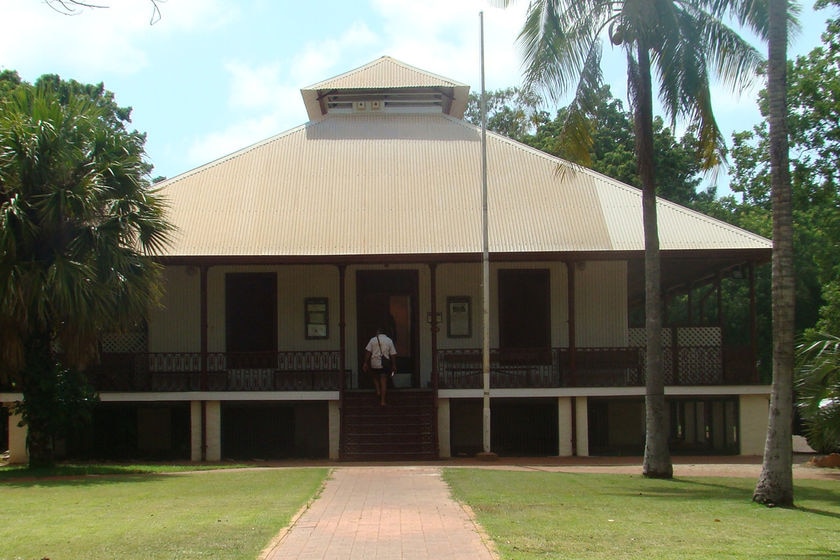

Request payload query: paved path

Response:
[261,466,497,560]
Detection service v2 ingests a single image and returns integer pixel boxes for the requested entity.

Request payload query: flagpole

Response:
[479,10,494,458]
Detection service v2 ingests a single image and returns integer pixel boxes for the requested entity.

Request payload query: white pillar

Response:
[328,400,341,460]
[575,396,589,456]
[739,394,770,456]
[190,401,202,462]
[437,398,451,458]
[557,397,573,456]
[7,407,28,465]
[191,400,221,462]
[205,401,221,461]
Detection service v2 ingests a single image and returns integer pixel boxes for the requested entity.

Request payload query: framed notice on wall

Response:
[447,296,471,338]
[305,297,328,339]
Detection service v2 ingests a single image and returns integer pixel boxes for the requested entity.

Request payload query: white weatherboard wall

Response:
[436,261,569,349]
[204,265,341,354]
[149,266,201,352]
[575,261,628,347]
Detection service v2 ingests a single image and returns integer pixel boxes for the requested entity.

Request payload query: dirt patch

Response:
[439,454,840,480]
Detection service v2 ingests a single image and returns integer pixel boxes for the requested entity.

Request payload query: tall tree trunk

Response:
[21,334,58,468]
[634,45,673,479]
[754,0,794,507]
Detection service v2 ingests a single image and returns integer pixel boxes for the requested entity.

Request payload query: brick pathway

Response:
[261,466,497,560]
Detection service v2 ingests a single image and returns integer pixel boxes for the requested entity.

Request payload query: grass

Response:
[0,465,329,560]
[0,462,250,480]
[443,469,840,560]
[4,464,838,559]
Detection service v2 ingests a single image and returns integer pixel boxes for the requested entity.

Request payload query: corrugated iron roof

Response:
[158,111,771,259]
[302,55,466,91]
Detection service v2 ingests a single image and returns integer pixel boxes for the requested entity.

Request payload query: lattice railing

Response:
[87,351,342,392]
[438,340,755,389]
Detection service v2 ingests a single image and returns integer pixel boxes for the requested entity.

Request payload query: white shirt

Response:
[365,334,397,368]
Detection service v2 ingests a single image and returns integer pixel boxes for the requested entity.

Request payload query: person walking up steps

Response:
[363,327,397,406]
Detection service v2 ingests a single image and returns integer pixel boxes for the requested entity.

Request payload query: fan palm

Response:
[795,333,840,453]
[0,84,172,467]
[498,0,769,477]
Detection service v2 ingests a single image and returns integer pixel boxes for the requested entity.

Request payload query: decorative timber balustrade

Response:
[84,351,344,392]
[1,331,756,394]
[436,343,758,389]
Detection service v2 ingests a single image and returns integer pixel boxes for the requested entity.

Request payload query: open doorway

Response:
[356,270,419,388]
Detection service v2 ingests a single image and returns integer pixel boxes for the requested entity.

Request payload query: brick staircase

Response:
[340,389,438,461]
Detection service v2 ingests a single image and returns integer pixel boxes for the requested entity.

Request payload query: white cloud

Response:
[0,0,235,78]
[179,1,524,173]
[183,19,380,167]
[223,60,286,110]
[290,21,381,86]
[185,112,287,168]
[153,0,237,32]
[371,0,529,91]
[184,85,305,168]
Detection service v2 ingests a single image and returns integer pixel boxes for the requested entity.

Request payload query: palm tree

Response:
[0,83,172,467]
[795,333,840,454]
[498,0,768,477]
[752,0,796,508]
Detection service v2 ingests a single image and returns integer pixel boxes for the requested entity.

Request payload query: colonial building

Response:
[3,57,771,463]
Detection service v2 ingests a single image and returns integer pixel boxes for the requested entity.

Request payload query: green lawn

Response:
[444,469,840,560]
[0,466,329,560]
[4,465,838,560]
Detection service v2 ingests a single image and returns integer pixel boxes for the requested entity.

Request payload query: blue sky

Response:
[1,0,832,184]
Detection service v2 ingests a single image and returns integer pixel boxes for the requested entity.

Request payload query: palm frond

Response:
[554,44,606,165]
[1,82,173,372]
[517,0,613,103]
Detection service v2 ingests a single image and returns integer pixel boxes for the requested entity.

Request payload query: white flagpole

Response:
[479,10,493,457]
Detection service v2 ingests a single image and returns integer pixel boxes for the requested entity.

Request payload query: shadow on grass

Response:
[655,476,840,519]
[1,472,172,488]
[0,463,249,487]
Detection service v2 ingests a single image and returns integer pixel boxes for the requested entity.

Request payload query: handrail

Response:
[31,343,757,394]
[82,350,343,392]
[437,345,756,389]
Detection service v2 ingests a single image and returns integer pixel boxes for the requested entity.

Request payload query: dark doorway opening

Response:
[356,270,419,388]
[226,272,277,368]
[498,269,550,349]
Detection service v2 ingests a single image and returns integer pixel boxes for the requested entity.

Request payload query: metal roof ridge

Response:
[301,55,469,91]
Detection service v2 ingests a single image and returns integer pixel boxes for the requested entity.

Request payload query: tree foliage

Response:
[0,76,172,466]
[796,333,840,453]
[725,1,840,338]
[466,86,715,207]
[499,0,768,480]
